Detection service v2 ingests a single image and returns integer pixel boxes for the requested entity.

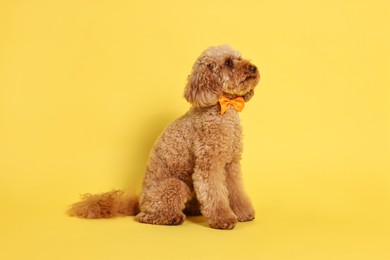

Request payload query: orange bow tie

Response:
[218,96,245,115]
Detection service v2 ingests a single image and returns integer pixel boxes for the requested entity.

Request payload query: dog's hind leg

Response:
[135,178,192,225]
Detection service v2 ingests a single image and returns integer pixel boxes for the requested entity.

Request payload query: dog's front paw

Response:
[235,209,255,222]
[230,200,255,222]
[135,212,186,226]
[207,213,238,230]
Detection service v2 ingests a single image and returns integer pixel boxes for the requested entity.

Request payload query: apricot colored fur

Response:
[68,45,260,229]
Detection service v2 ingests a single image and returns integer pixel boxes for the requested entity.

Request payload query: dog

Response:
[68,45,260,229]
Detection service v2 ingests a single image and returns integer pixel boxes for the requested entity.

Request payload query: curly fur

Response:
[68,45,260,229]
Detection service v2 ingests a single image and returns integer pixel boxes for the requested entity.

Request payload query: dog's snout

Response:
[248,65,257,74]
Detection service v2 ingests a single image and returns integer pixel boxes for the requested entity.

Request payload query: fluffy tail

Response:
[68,190,139,219]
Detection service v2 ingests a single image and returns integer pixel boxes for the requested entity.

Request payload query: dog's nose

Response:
[248,65,257,74]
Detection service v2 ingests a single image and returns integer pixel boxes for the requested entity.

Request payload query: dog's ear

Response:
[184,58,221,107]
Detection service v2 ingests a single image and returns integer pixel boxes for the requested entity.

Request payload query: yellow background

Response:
[1,0,389,259]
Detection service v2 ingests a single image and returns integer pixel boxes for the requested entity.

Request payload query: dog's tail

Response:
[67,190,139,219]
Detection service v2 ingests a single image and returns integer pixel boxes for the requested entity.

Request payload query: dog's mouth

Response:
[240,74,258,84]
[223,71,260,97]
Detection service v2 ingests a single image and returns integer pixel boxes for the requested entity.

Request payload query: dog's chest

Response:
[221,107,240,125]
[193,108,243,162]
[219,110,242,149]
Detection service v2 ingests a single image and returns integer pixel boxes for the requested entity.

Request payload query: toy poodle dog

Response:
[68,45,260,230]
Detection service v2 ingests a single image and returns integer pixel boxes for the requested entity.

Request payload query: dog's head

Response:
[184,45,260,108]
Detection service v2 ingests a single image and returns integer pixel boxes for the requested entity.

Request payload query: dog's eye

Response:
[224,59,233,68]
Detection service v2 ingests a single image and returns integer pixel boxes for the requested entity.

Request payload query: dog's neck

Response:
[191,101,243,116]
[222,93,243,100]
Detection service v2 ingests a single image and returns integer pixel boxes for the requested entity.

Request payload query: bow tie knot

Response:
[218,96,245,115]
